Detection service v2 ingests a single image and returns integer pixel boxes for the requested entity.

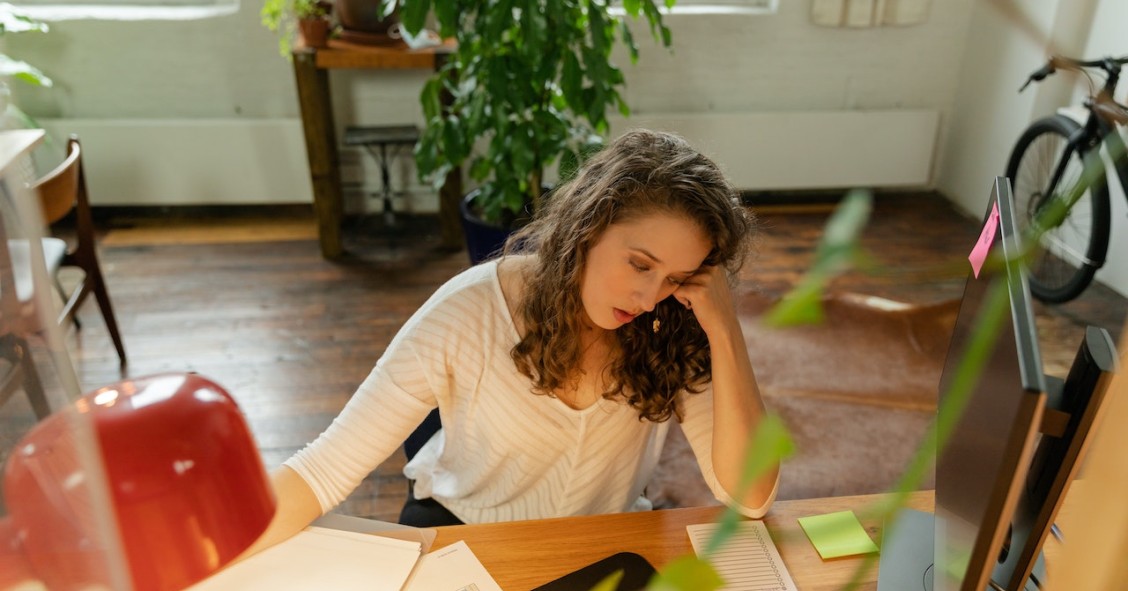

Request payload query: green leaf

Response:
[816,189,873,261]
[0,55,52,87]
[623,0,641,17]
[704,413,795,556]
[587,0,609,53]
[0,7,49,34]
[377,0,397,20]
[763,189,873,326]
[441,114,466,164]
[647,556,723,591]
[401,0,432,35]
[521,3,547,60]
[639,0,663,41]
[561,51,584,108]
[740,414,795,489]
[764,278,826,327]
[419,76,443,121]
[414,124,443,177]
[469,155,492,181]
[620,21,639,63]
[434,0,459,37]
[589,570,624,591]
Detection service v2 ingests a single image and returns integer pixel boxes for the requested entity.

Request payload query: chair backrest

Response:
[30,138,82,226]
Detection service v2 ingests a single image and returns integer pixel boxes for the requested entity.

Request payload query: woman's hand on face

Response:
[671,265,738,338]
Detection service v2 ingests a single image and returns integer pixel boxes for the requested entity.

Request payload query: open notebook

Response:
[188,526,423,591]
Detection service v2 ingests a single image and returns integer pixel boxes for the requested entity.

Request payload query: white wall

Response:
[936,0,1127,297]
[6,1,975,208]
[1077,0,1128,296]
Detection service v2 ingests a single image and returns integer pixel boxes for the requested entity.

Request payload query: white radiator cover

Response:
[39,118,314,206]
[41,109,938,206]
[609,109,939,191]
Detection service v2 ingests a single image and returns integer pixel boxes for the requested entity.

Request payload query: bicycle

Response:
[1004,55,1128,303]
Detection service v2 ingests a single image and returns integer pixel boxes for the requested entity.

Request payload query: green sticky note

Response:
[797,510,879,559]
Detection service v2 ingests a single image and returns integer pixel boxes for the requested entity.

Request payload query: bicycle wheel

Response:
[1004,114,1111,303]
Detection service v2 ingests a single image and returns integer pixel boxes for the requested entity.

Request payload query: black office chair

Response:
[403,408,441,461]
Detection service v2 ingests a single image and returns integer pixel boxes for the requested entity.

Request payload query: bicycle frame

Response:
[1040,60,1128,270]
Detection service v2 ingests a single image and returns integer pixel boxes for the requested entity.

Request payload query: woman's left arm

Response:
[674,265,779,515]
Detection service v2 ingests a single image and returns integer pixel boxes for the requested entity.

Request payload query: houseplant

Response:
[398,0,675,258]
[261,0,333,57]
[0,3,52,123]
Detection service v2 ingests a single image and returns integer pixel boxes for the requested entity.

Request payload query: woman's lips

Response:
[613,308,637,324]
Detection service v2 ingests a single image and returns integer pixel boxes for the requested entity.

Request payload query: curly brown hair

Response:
[503,129,754,422]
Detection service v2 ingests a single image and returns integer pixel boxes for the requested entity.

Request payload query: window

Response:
[16,0,237,21]
[609,0,778,17]
[667,0,777,15]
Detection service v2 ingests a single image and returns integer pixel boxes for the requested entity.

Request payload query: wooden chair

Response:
[31,135,126,366]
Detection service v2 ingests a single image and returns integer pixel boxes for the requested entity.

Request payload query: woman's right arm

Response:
[235,465,323,561]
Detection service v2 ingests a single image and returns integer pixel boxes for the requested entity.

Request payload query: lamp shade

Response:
[1,373,276,591]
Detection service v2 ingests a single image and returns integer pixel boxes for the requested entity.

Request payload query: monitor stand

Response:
[877,509,935,591]
[876,509,1047,591]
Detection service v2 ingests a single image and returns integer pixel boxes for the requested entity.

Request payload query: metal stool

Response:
[343,125,420,226]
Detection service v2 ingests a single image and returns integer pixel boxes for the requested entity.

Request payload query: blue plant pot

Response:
[459,189,514,265]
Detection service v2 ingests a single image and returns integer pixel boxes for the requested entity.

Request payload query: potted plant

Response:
[261,0,333,57]
[398,0,675,262]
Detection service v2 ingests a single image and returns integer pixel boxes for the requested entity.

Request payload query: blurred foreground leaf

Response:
[647,555,724,591]
[590,569,624,591]
[706,413,795,558]
[765,189,873,327]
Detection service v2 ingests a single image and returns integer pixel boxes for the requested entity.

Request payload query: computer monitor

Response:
[932,177,1049,591]
[992,323,1118,589]
[879,177,1120,591]
[878,177,1047,591]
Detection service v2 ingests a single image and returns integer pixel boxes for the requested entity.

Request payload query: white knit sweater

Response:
[285,261,760,523]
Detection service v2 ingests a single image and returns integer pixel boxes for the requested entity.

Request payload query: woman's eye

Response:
[667,277,684,286]
[630,261,649,273]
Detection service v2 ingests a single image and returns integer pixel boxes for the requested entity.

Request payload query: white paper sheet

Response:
[403,540,504,591]
[189,526,422,591]
[686,521,799,591]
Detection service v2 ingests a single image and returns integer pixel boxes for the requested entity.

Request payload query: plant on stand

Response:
[399,0,676,260]
[261,0,333,57]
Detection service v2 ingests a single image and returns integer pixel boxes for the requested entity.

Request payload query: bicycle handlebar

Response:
[1018,55,1128,92]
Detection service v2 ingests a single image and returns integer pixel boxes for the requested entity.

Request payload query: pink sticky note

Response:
[968,201,1000,278]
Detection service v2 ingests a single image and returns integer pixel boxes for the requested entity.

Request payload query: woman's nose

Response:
[635,278,667,312]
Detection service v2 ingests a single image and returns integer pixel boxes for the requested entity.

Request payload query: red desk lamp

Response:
[0,373,276,591]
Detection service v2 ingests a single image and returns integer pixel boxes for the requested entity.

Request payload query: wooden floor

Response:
[9,191,1127,523]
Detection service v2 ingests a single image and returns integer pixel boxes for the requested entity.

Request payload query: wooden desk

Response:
[431,491,934,591]
[291,39,463,259]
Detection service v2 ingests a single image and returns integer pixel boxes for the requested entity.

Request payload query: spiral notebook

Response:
[686,521,798,591]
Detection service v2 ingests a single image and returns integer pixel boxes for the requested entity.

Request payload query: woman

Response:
[250,129,777,550]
